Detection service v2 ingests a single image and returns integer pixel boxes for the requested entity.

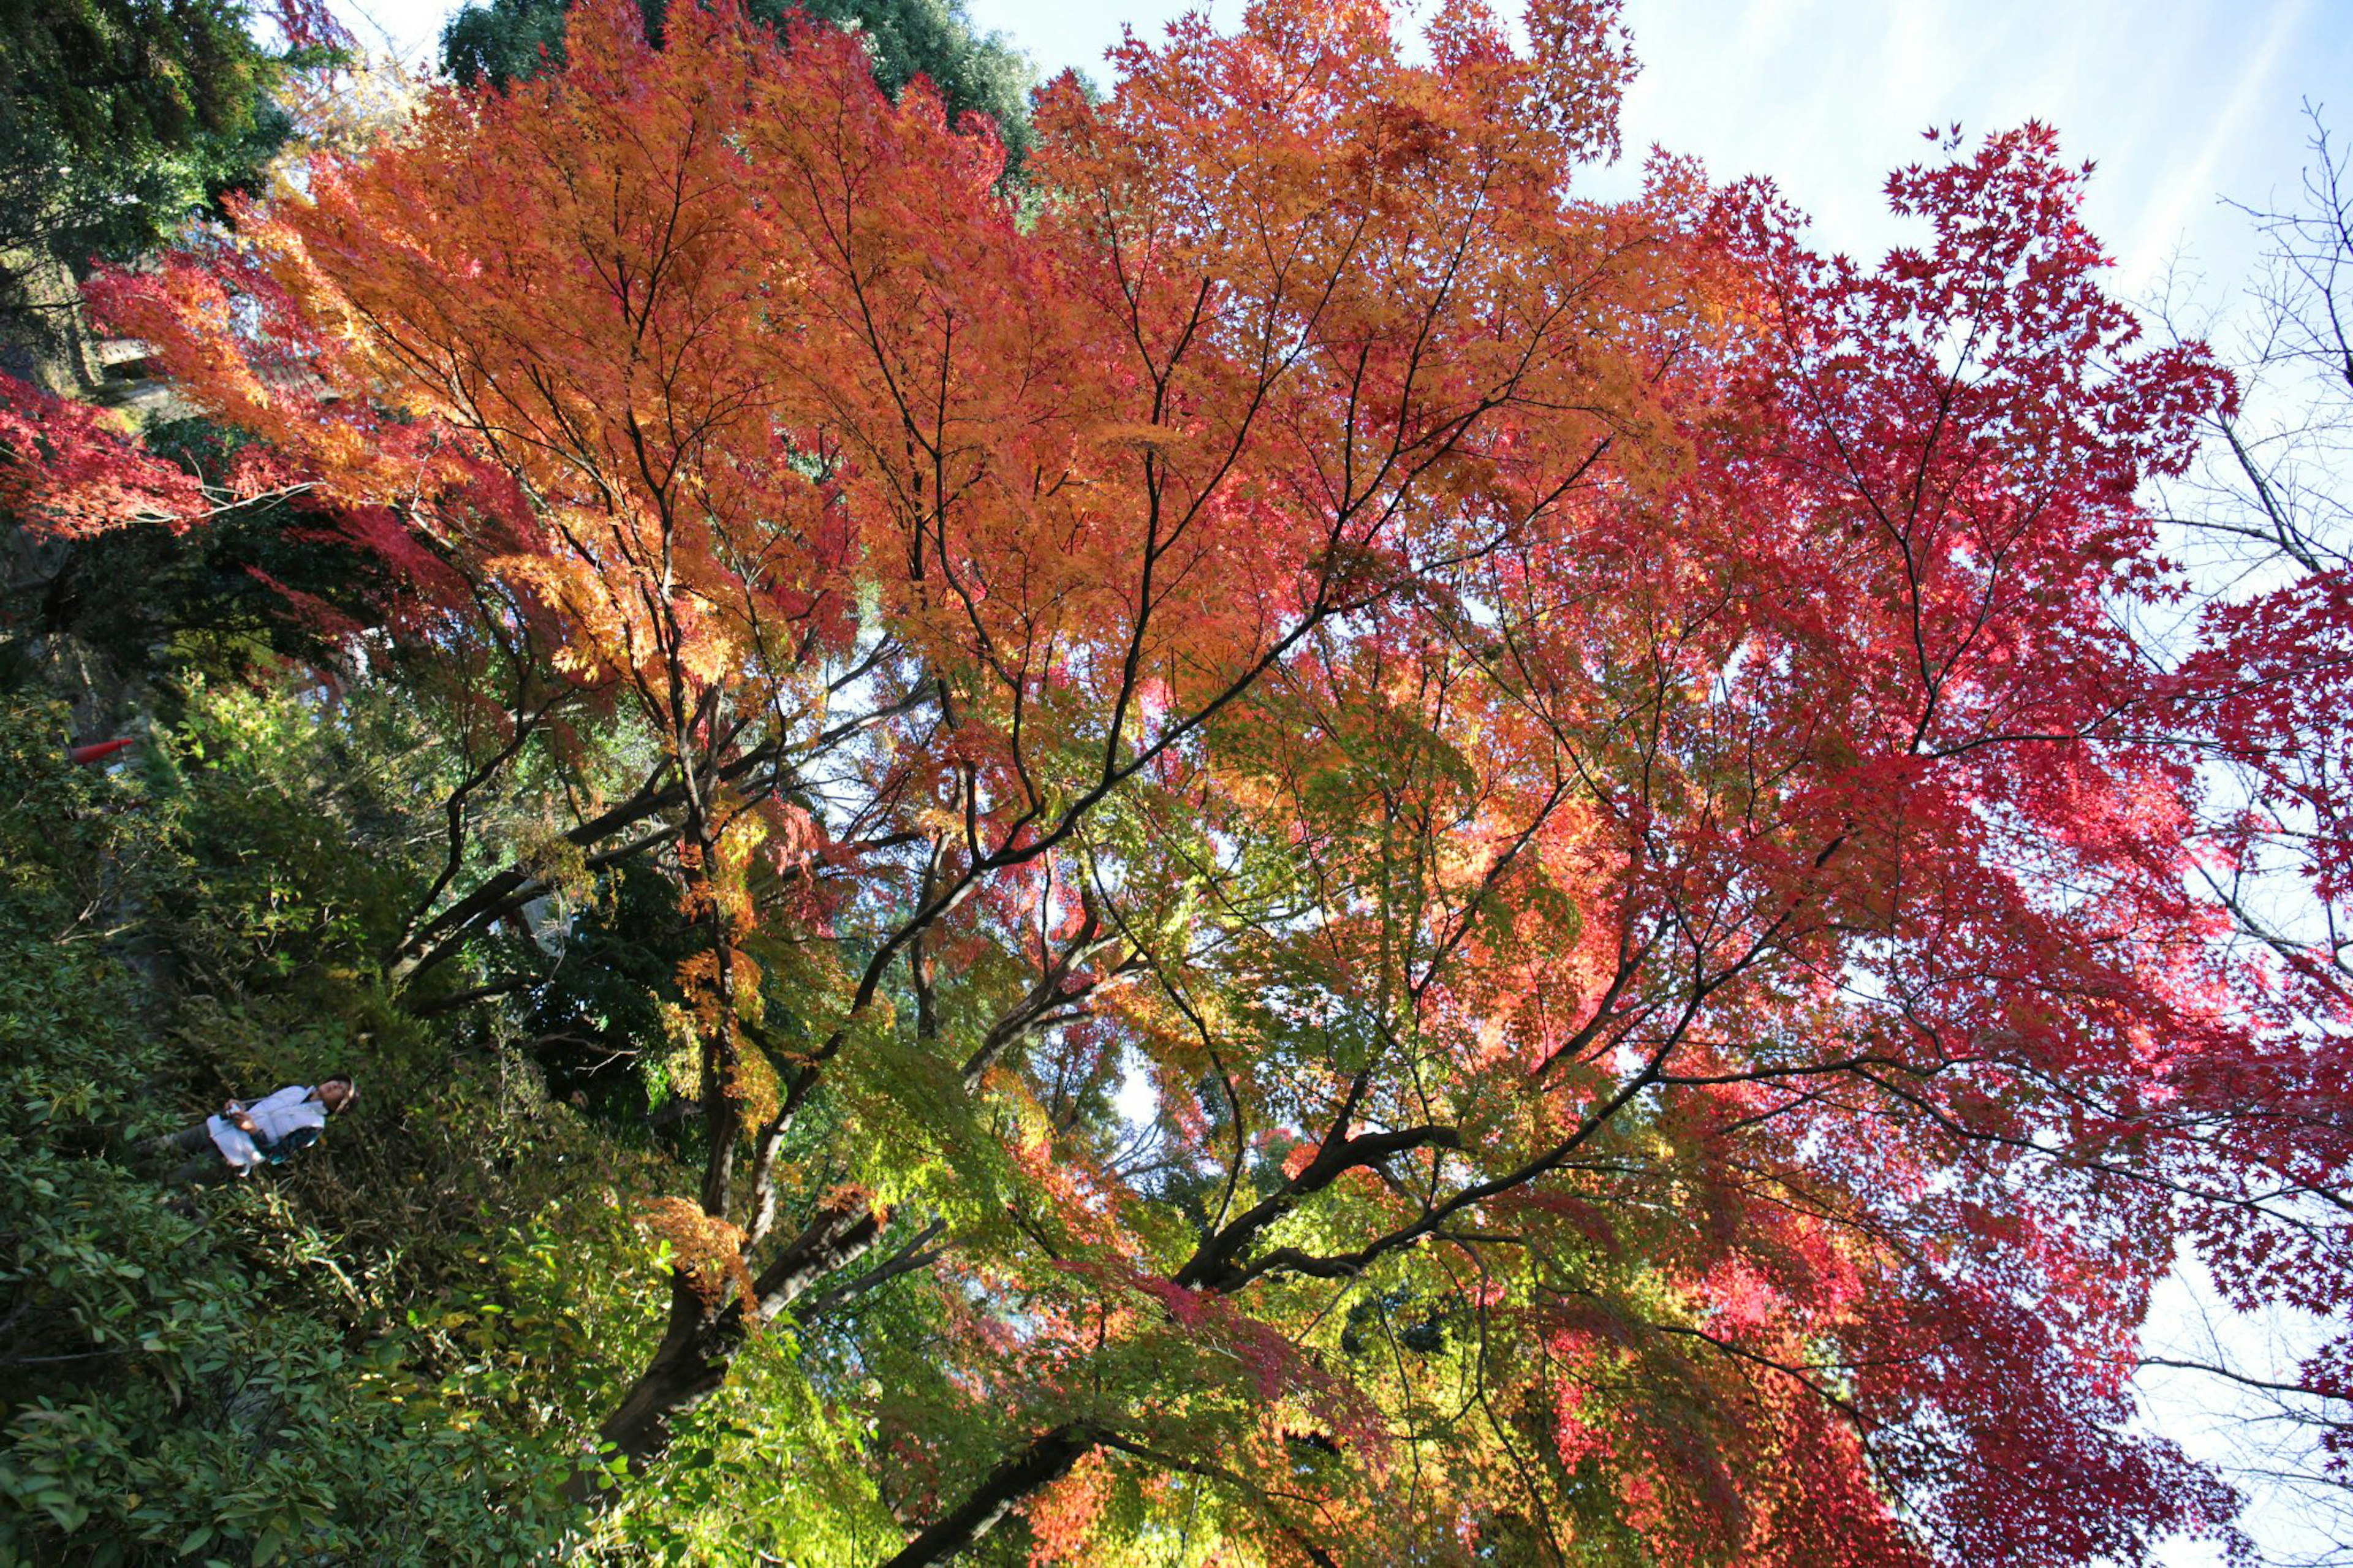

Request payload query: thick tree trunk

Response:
[879,1423,1098,1568]
[573,885,1102,1518]
[567,1274,747,1506]
[573,1199,889,1506]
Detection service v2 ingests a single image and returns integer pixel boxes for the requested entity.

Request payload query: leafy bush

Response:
[0,697,582,1564]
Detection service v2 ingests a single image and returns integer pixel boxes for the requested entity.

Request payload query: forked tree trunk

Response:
[566,1274,748,1505]
[581,1211,1093,1561]
[573,1202,887,1506]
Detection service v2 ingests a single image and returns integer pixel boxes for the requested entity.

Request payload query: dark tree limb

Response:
[877,1422,1100,1568]
[795,1218,950,1322]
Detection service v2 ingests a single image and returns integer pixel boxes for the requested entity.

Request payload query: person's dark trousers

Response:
[142,1123,237,1186]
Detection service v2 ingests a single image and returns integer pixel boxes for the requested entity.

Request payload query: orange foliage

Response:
[75,1,2288,1563]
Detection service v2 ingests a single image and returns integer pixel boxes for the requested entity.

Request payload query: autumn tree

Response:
[80,0,2319,1562]
[2139,105,2353,1553]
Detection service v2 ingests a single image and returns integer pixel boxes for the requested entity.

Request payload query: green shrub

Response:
[0,697,578,1565]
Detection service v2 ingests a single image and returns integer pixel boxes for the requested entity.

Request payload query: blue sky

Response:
[326,1,2353,1559]
[952,0,2352,308]
[343,0,2353,310]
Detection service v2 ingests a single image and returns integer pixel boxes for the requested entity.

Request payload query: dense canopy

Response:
[3,1,2351,1564]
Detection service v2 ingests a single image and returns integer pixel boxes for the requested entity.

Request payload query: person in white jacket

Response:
[146,1077,355,1184]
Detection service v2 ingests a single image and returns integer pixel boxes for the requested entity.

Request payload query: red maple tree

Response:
[32,0,2328,1561]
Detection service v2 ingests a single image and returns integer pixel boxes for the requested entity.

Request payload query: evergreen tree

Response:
[442,0,1038,164]
[0,0,316,388]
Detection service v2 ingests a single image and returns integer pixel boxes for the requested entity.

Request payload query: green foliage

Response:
[0,693,596,1564]
[521,862,703,1123]
[0,0,302,286]
[0,661,944,1561]
[147,675,430,988]
[441,0,1037,167]
[439,0,574,94]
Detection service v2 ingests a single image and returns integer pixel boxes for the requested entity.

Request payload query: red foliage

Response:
[0,374,206,540]
[67,1,2344,1563]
